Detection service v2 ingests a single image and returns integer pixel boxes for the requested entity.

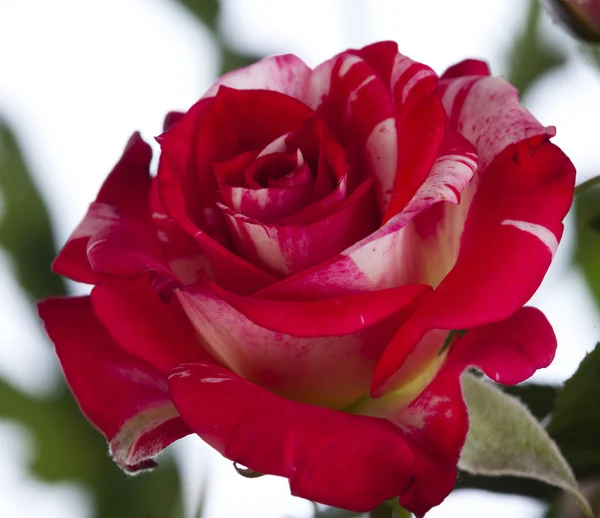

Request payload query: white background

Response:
[0,1,599,517]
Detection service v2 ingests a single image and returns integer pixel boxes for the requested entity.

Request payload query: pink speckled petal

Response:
[175,279,427,409]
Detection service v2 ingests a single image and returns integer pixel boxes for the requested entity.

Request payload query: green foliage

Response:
[456,382,561,499]
[459,373,592,516]
[548,343,600,479]
[507,0,567,97]
[0,120,66,300]
[171,0,261,75]
[0,119,184,518]
[574,184,600,308]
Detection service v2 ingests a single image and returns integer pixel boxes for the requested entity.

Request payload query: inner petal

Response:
[218,178,379,278]
[215,150,316,223]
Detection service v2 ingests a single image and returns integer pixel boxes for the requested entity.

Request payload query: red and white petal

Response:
[91,276,213,374]
[38,296,191,472]
[379,130,479,289]
[219,179,379,278]
[201,54,312,101]
[218,151,315,223]
[149,178,207,286]
[372,141,574,394]
[158,88,315,293]
[439,73,555,170]
[255,136,476,300]
[53,133,172,286]
[168,362,415,512]
[307,51,397,210]
[384,51,446,220]
[359,307,556,515]
[175,280,428,409]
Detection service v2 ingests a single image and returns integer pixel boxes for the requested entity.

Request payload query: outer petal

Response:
[168,362,415,512]
[149,177,207,287]
[201,54,312,101]
[91,276,213,373]
[53,133,173,288]
[439,73,556,170]
[175,280,429,409]
[359,307,556,516]
[38,296,191,471]
[372,141,574,394]
[440,59,491,80]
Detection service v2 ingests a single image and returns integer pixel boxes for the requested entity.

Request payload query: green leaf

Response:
[459,373,592,517]
[174,0,220,30]
[0,378,184,518]
[0,119,66,300]
[170,0,260,75]
[455,382,561,499]
[506,0,568,97]
[574,184,600,308]
[548,343,600,479]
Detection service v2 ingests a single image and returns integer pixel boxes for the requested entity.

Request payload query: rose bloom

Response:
[39,42,574,516]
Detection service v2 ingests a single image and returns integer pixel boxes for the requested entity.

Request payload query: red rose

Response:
[38,42,574,516]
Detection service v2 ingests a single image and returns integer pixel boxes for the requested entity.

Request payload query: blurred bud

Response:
[545,0,600,42]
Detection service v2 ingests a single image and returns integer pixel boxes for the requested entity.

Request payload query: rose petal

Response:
[359,307,556,515]
[209,279,431,338]
[218,179,379,278]
[450,306,557,384]
[149,177,206,287]
[158,97,277,294]
[38,296,191,472]
[91,276,212,373]
[307,51,396,208]
[376,130,479,289]
[440,59,491,80]
[168,362,415,512]
[175,280,427,409]
[217,151,315,223]
[255,134,476,300]
[384,51,446,221]
[53,133,172,288]
[371,141,574,394]
[201,54,312,100]
[439,73,556,170]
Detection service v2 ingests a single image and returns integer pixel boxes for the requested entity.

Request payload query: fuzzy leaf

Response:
[459,373,592,517]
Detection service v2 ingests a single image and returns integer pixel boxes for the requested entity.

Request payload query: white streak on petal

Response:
[258,132,289,157]
[400,68,435,104]
[71,203,118,239]
[365,117,397,210]
[338,54,362,78]
[390,55,414,89]
[501,219,559,256]
[296,148,304,167]
[230,188,243,212]
[347,74,376,110]
[200,377,230,384]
